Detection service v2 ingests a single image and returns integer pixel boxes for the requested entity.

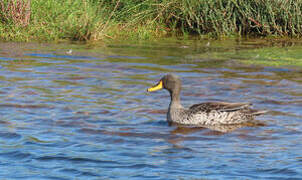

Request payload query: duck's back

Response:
[182,102,266,125]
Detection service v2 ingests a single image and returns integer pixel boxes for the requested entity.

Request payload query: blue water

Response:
[0,41,301,179]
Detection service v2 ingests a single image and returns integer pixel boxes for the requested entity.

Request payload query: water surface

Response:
[0,40,301,179]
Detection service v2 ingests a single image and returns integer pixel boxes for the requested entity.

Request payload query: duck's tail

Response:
[251,110,269,116]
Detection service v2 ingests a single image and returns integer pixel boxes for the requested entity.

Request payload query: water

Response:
[0,40,301,179]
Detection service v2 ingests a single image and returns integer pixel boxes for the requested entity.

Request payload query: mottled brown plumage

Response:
[147,74,267,126]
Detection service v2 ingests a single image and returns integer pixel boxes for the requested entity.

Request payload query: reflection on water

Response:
[0,40,301,179]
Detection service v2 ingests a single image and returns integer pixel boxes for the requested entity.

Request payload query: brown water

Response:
[0,40,301,179]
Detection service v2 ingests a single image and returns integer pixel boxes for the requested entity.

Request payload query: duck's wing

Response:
[189,102,252,113]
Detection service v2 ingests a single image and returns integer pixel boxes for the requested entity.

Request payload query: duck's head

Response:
[147,74,181,94]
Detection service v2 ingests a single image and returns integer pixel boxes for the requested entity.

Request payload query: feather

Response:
[189,102,252,113]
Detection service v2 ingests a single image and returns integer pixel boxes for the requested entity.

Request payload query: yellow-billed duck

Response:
[147,74,267,126]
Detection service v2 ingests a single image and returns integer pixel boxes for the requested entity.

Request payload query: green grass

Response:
[1,0,302,42]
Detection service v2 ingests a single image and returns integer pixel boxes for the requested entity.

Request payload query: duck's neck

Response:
[169,91,183,109]
[167,91,183,123]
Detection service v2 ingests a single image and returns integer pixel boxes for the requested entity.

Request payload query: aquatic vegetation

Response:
[103,38,302,68]
[1,0,302,41]
[193,45,302,68]
[233,46,302,67]
[0,0,31,27]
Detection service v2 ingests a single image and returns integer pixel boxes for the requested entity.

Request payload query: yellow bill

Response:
[147,80,163,92]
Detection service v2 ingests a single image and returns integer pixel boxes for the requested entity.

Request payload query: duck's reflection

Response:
[85,121,266,149]
[166,121,266,146]
[170,120,265,134]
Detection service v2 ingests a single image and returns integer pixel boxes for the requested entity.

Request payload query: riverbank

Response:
[1,0,302,42]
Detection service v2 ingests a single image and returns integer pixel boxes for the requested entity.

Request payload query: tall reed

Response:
[0,0,31,27]
[1,0,302,41]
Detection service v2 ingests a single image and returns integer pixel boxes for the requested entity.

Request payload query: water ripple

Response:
[25,53,99,60]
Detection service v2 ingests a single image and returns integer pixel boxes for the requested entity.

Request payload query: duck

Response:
[147,74,267,126]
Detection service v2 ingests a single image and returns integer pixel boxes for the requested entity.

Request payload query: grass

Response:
[1,0,302,42]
